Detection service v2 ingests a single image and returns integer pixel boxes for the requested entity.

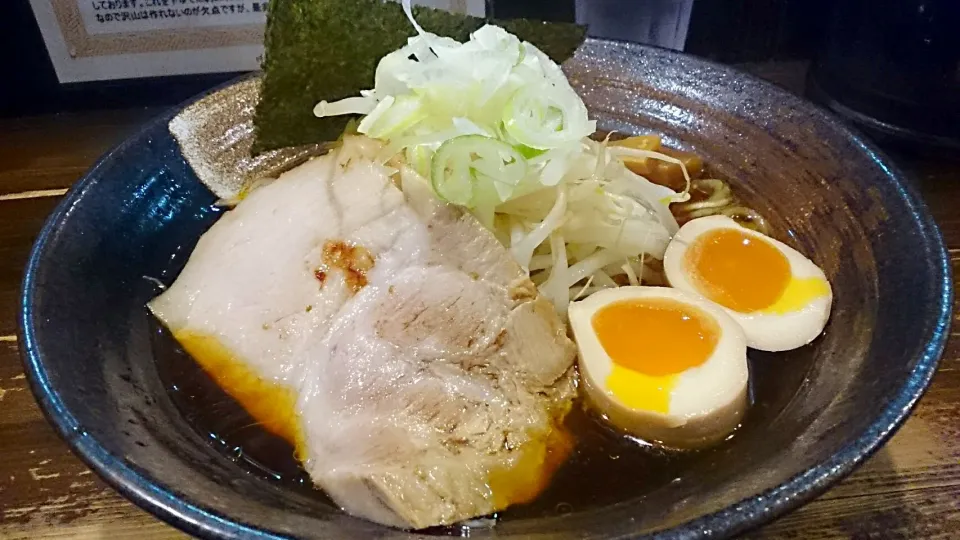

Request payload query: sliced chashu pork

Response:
[149,136,577,529]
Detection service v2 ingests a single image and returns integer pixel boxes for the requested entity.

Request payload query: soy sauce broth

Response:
[152,318,803,529]
[151,320,324,501]
[152,316,703,518]
[150,140,815,530]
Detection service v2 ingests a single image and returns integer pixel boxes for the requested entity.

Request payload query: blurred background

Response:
[2,0,958,152]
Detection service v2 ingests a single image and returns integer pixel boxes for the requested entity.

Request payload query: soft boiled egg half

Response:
[569,287,749,449]
[663,215,833,352]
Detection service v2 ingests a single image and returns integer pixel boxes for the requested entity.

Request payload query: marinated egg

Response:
[663,215,832,352]
[568,286,749,449]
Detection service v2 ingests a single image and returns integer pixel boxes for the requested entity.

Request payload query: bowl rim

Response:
[18,39,953,540]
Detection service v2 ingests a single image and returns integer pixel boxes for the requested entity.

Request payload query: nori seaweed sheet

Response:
[253,0,586,153]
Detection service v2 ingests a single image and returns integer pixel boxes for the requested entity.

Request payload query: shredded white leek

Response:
[313,0,694,312]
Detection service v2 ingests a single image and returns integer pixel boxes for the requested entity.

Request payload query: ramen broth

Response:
[152,317,799,528]
[150,143,815,528]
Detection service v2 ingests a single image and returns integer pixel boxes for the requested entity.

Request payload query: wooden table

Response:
[1,70,958,539]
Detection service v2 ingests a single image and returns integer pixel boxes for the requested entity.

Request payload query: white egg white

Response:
[663,215,832,352]
[568,286,749,449]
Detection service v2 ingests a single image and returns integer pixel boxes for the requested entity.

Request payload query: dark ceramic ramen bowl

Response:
[19,39,951,539]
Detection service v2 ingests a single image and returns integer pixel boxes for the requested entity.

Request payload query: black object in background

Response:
[806,0,960,152]
[2,0,57,116]
[487,0,575,22]
[496,0,833,61]
[685,0,831,62]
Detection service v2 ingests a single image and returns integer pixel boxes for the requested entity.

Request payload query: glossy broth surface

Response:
[151,149,815,530]
[153,320,797,530]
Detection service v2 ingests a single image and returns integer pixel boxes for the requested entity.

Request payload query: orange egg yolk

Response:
[591,298,720,412]
[685,228,792,313]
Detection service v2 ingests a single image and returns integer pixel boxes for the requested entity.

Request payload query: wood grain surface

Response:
[1,69,958,539]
